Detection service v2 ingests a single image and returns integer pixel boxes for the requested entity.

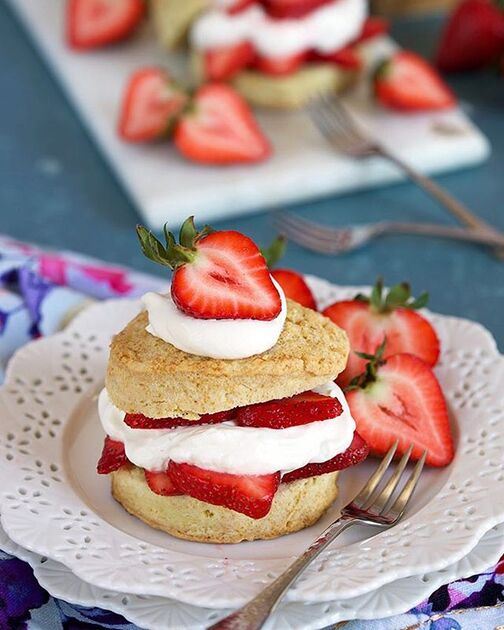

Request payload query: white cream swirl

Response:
[98,382,356,476]
[191,0,367,58]
[142,278,286,360]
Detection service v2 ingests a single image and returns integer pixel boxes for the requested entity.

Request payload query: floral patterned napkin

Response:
[0,234,503,630]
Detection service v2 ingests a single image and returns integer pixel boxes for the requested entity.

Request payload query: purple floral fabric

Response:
[1,234,503,630]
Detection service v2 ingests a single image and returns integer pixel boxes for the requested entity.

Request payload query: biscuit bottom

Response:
[112,465,339,543]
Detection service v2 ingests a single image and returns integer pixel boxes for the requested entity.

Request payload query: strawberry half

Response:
[374,51,456,112]
[67,0,145,50]
[145,470,183,496]
[168,462,280,518]
[255,52,306,75]
[346,347,454,467]
[174,84,270,164]
[124,410,234,429]
[118,68,187,142]
[204,41,255,81]
[236,391,342,429]
[261,236,317,310]
[262,0,333,19]
[136,217,282,320]
[323,278,440,388]
[97,437,127,474]
[436,0,504,72]
[282,432,369,482]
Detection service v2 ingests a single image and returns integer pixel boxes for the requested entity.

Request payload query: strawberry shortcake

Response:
[97,217,369,543]
[151,0,388,108]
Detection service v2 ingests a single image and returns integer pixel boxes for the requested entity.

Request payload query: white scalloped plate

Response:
[1,519,504,630]
[0,277,503,609]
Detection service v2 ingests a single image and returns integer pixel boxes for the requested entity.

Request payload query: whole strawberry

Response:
[436,0,504,72]
[324,278,440,387]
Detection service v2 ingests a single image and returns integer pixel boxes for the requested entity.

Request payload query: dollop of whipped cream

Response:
[142,278,287,360]
[98,381,356,476]
[190,0,367,58]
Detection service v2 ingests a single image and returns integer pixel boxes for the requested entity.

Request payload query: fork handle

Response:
[379,148,504,259]
[208,518,356,630]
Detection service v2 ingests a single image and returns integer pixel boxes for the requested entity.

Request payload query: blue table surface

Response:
[0,4,502,348]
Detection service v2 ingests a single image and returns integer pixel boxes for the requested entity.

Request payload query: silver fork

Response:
[209,442,426,630]
[274,211,504,255]
[308,94,504,259]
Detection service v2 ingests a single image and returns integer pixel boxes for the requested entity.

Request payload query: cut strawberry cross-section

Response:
[262,0,333,19]
[282,432,369,482]
[97,437,128,474]
[168,462,280,518]
[145,470,183,496]
[236,391,342,429]
[67,0,145,50]
[118,68,188,143]
[124,410,234,429]
[136,217,282,320]
[205,41,255,81]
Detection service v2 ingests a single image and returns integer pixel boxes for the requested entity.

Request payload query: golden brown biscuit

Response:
[106,299,349,419]
[112,465,339,543]
[150,0,208,50]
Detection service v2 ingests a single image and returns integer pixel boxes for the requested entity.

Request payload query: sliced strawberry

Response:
[346,352,454,467]
[309,46,362,70]
[204,41,255,81]
[124,410,234,429]
[356,17,389,43]
[227,0,256,12]
[323,280,440,388]
[145,470,183,496]
[137,217,281,320]
[174,84,271,164]
[262,0,333,19]
[168,462,280,518]
[67,0,145,50]
[118,68,187,142]
[436,0,504,72]
[374,51,455,112]
[283,432,369,483]
[255,52,306,75]
[97,437,127,474]
[271,269,317,309]
[236,391,342,429]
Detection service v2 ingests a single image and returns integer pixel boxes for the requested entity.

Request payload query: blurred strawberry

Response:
[436,0,504,72]
[261,236,317,309]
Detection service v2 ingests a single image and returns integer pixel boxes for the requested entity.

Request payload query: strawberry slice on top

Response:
[236,391,342,429]
[374,50,455,112]
[262,0,333,19]
[118,68,188,142]
[168,462,280,518]
[145,470,183,496]
[136,217,282,320]
[174,84,270,165]
[345,342,454,467]
[67,0,145,50]
[323,278,440,388]
[124,409,234,429]
[205,41,255,81]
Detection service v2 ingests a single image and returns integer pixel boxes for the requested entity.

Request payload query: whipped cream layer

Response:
[98,382,356,476]
[142,278,287,360]
[191,0,367,58]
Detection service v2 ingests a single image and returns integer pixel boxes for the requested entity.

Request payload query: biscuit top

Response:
[106,299,349,418]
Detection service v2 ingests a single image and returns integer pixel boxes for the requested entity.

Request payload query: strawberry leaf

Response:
[261,235,287,269]
[384,282,411,309]
[409,291,429,310]
[358,278,430,313]
[179,216,197,249]
[345,338,387,392]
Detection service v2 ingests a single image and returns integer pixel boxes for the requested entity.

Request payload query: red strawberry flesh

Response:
[124,410,234,429]
[282,432,369,482]
[171,230,282,320]
[97,437,128,474]
[346,353,454,467]
[145,469,183,496]
[205,41,255,81]
[236,391,342,429]
[67,0,145,50]
[271,269,317,310]
[168,462,280,518]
